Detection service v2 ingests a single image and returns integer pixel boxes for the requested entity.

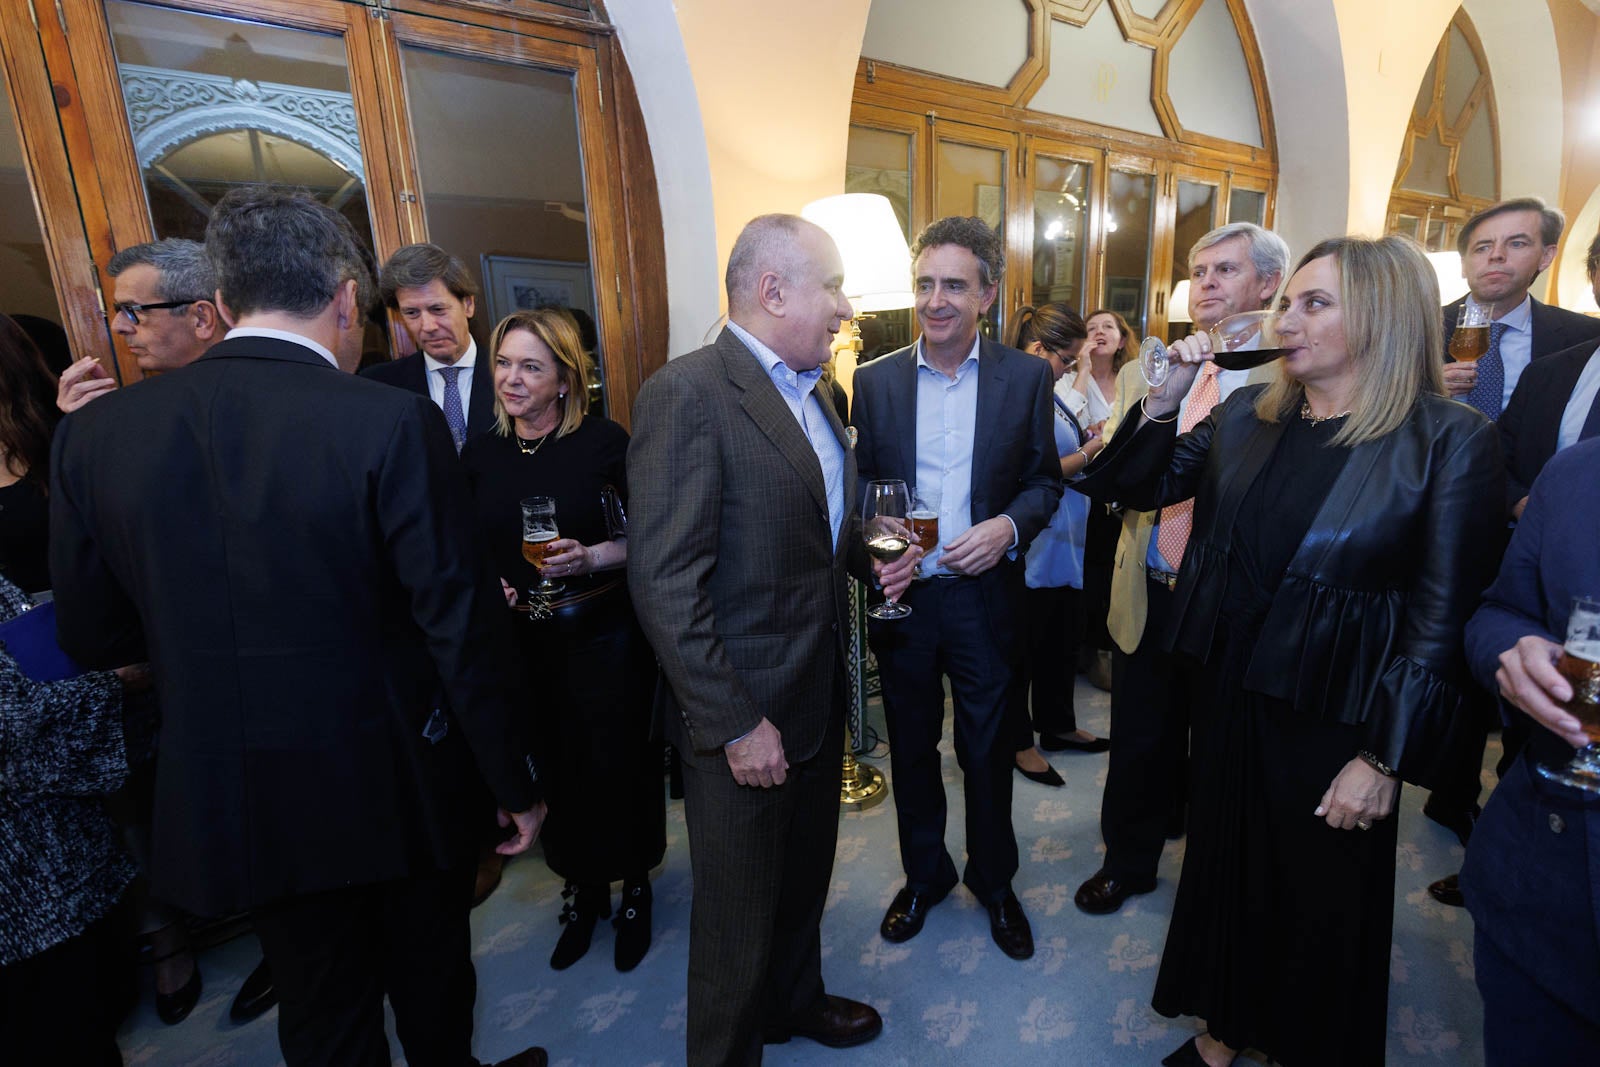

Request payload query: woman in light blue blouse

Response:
[1009,304,1110,786]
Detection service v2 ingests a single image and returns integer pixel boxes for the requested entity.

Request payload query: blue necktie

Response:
[1464,321,1508,420]
[1580,388,1600,443]
[439,365,467,453]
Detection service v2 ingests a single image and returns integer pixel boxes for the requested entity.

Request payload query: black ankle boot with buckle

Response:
[550,881,610,971]
[612,877,652,972]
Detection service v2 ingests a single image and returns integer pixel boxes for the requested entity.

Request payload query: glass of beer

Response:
[520,495,564,599]
[909,488,939,572]
[1535,595,1600,793]
[863,479,913,620]
[1448,299,1493,363]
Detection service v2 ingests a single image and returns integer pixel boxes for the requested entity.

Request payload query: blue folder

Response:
[0,600,86,682]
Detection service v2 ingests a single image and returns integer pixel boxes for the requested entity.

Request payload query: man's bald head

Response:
[723,214,851,373]
[725,215,829,318]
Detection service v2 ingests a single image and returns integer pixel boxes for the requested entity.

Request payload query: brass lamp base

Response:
[840,751,885,807]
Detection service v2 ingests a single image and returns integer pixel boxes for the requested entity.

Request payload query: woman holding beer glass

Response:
[1080,235,1504,1067]
[1007,304,1108,788]
[460,308,664,973]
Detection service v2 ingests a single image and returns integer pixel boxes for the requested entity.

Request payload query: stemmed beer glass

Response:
[863,479,913,620]
[1448,299,1494,363]
[520,495,564,600]
[1139,309,1289,388]
[1536,596,1600,793]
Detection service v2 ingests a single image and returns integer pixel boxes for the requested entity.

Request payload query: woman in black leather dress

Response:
[1082,235,1505,1067]
[461,308,664,974]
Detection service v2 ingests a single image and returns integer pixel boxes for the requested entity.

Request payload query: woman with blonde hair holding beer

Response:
[1079,234,1505,1066]
[460,308,664,974]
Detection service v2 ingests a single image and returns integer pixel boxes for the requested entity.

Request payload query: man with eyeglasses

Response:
[56,238,221,413]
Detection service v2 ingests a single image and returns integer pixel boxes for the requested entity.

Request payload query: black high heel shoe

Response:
[613,878,652,972]
[139,938,202,1025]
[1014,758,1065,788]
[550,882,610,970]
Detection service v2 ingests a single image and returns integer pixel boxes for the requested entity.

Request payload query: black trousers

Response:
[1100,577,1190,883]
[873,576,1017,904]
[679,710,844,1066]
[1011,583,1082,749]
[251,865,478,1067]
[0,896,131,1066]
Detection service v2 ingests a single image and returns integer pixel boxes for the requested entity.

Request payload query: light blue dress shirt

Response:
[726,321,845,546]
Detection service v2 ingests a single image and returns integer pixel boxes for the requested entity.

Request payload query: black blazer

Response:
[1442,295,1600,364]
[1497,336,1600,512]
[1089,387,1505,786]
[849,337,1062,647]
[362,348,498,441]
[50,337,536,915]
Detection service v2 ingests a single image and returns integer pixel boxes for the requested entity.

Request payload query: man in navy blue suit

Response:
[1461,437,1600,1063]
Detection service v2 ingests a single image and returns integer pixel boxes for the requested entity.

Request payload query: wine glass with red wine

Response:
[1139,309,1288,388]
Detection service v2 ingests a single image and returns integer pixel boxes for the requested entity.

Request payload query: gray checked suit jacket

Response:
[627,328,858,773]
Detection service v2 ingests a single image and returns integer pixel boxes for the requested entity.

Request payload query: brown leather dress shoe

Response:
[766,994,882,1048]
[879,882,953,943]
[1074,870,1156,915]
[987,890,1033,960]
[1428,873,1465,907]
[491,1047,548,1067]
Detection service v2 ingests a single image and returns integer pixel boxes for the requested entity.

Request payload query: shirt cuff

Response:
[1002,514,1020,559]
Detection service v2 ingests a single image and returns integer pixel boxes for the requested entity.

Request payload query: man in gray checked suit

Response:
[629,214,896,1065]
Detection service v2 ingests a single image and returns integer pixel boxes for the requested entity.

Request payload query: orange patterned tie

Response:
[1153,362,1220,569]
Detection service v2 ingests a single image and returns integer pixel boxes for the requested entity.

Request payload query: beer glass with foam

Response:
[1448,299,1494,363]
[520,495,564,599]
[1536,595,1600,793]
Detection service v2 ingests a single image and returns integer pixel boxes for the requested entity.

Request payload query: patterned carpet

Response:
[115,678,1489,1065]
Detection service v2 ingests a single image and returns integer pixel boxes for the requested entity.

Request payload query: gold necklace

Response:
[1299,400,1351,425]
[516,431,553,456]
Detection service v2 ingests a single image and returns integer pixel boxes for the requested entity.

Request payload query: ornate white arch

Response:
[119,63,364,180]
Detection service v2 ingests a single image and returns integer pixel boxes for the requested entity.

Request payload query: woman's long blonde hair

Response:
[1254,234,1444,446]
[489,307,593,440]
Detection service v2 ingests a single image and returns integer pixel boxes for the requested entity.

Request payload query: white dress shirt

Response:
[424,338,478,414]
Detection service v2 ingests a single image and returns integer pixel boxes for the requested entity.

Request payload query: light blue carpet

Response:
[115,677,1487,1065]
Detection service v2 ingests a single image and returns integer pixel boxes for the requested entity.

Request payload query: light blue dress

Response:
[1024,395,1090,590]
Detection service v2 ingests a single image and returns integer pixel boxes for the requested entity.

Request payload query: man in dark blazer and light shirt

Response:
[366,242,497,451]
[49,188,548,1067]
[850,216,1062,961]
[628,214,890,1064]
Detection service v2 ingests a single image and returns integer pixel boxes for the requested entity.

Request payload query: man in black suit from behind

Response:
[366,242,497,451]
[50,187,548,1067]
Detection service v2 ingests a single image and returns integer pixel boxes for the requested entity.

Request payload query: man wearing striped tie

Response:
[368,243,498,453]
[1073,222,1288,917]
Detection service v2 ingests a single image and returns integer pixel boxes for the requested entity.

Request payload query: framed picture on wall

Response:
[1107,277,1144,320]
[481,254,595,328]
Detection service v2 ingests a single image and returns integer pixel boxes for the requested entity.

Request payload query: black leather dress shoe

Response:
[1039,733,1111,753]
[1422,798,1480,847]
[879,883,952,943]
[987,890,1033,959]
[765,994,883,1047]
[1428,873,1465,907]
[228,958,276,1023]
[155,963,201,1025]
[1074,870,1156,915]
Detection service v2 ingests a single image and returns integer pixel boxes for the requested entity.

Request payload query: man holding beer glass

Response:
[1461,435,1600,1064]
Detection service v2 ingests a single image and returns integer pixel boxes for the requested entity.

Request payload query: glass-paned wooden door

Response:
[929,119,1015,341]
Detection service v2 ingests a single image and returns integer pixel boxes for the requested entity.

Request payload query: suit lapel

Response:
[468,355,496,435]
[405,351,430,396]
[1206,412,1285,548]
[720,331,831,521]
[892,348,919,481]
[971,338,1006,500]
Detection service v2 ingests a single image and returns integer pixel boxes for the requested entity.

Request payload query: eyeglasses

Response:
[113,300,198,325]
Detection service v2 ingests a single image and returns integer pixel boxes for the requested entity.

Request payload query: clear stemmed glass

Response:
[1535,595,1600,793]
[1139,309,1288,388]
[863,479,913,621]
[520,495,564,600]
